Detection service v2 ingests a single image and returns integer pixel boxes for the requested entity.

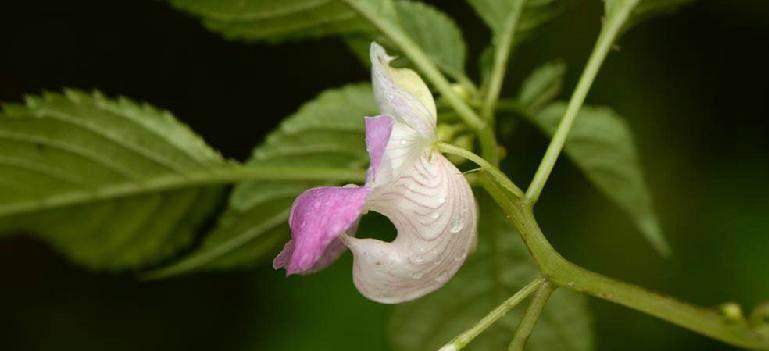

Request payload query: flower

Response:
[273,42,478,304]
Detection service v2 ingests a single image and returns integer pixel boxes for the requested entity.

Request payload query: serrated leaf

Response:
[390,196,593,351]
[517,61,566,113]
[0,90,227,269]
[168,0,392,42]
[147,84,377,277]
[171,0,468,82]
[344,1,470,82]
[468,0,561,42]
[529,103,670,256]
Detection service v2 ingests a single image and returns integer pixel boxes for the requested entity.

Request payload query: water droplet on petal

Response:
[430,212,439,219]
[437,197,446,204]
[449,215,464,233]
[411,255,425,264]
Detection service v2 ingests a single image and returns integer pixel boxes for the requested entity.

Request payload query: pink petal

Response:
[343,153,478,303]
[364,115,394,183]
[274,186,369,275]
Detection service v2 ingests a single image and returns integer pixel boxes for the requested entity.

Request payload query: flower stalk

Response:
[438,278,545,351]
[508,281,556,351]
[525,0,639,205]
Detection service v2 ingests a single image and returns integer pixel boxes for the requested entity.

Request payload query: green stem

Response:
[481,0,527,127]
[437,143,523,198]
[439,278,545,351]
[0,166,365,217]
[525,0,638,205]
[479,171,769,350]
[508,281,556,351]
[443,145,769,348]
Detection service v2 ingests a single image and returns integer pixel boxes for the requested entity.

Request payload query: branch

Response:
[438,278,545,351]
[479,170,769,350]
[480,0,527,126]
[0,165,365,218]
[525,0,639,204]
[508,281,556,351]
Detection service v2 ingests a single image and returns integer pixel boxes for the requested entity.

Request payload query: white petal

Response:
[370,120,428,187]
[343,152,477,303]
[370,42,437,138]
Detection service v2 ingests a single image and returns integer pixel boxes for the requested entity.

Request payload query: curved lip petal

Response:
[343,152,478,303]
[274,114,397,275]
[274,185,370,275]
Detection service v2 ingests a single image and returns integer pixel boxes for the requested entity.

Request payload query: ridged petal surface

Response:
[344,153,477,303]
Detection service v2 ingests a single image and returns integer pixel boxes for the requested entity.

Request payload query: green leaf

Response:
[628,0,694,29]
[393,1,467,81]
[517,61,566,113]
[603,0,694,33]
[468,0,561,42]
[147,84,377,277]
[344,1,468,82]
[529,103,670,256]
[390,197,593,351]
[0,90,227,269]
[171,0,468,81]
[168,0,391,42]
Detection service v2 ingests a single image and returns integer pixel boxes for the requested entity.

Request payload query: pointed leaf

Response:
[171,0,468,81]
[148,84,376,277]
[393,1,467,81]
[517,61,567,113]
[468,0,562,42]
[529,103,670,256]
[0,90,227,269]
[603,0,694,33]
[168,0,394,42]
[390,197,593,351]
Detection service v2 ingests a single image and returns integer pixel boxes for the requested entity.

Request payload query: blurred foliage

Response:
[0,0,768,350]
[0,90,225,269]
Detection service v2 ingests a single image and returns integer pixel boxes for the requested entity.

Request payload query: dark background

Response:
[1,0,768,350]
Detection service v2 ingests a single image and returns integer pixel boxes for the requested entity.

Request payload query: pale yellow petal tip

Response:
[370,41,393,66]
[369,42,438,136]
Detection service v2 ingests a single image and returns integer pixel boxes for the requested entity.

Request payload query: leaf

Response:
[0,90,227,269]
[390,196,593,351]
[529,103,670,256]
[344,1,469,82]
[517,61,566,113]
[171,0,468,81]
[147,84,377,277]
[468,0,561,43]
[168,0,391,42]
[627,0,694,29]
[603,0,694,33]
[393,1,467,81]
